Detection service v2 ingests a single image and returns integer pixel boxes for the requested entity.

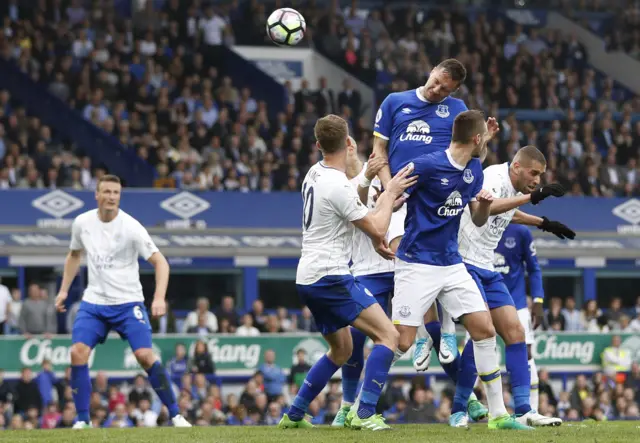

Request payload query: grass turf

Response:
[2,422,639,443]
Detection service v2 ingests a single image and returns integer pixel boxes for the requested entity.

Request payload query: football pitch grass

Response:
[2,422,639,443]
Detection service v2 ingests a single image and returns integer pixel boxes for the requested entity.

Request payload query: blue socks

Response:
[342,327,366,404]
[147,361,180,418]
[358,344,394,419]
[289,355,340,421]
[425,321,460,383]
[505,342,531,415]
[452,340,476,414]
[71,364,91,423]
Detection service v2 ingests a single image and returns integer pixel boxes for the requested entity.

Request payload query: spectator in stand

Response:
[604,297,624,330]
[190,340,215,375]
[36,359,57,409]
[132,398,158,428]
[15,367,42,414]
[187,311,216,337]
[217,296,239,328]
[601,335,632,384]
[545,297,566,331]
[128,374,152,408]
[570,374,590,410]
[40,402,61,429]
[168,343,189,379]
[250,299,267,332]
[258,350,285,403]
[297,306,316,332]
[18,283,57,336]
[538,368,558,407]
[182,297,218,333]
[276,307,293,332]
[0,369,15,406]
[0,278,11,334]
[104,402,134,428]
[562,296,582,331]
[581,300,603,332]
[288,349,311,390]
[93,372,109,401]
[629,311,640,332]
[406,388,437,423]
[6,288,22,334]
[236,313,260,337]
[264,315,284,333]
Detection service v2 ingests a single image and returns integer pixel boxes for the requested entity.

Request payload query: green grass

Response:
[2,422,640,443]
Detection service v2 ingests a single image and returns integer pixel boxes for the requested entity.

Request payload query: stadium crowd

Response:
[0,0,639,195]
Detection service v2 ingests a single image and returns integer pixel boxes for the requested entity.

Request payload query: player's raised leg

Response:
[439,267,532,430]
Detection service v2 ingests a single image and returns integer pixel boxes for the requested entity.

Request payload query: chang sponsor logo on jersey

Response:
[494,252,510,274]
[399,120,433,144]
[438,191,464,217]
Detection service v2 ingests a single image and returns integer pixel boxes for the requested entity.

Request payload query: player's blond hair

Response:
[314,115,348,154]
[97,174,121,191]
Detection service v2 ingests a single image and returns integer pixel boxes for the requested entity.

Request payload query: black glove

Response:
[530,183,566,205]
[539,216,576,240]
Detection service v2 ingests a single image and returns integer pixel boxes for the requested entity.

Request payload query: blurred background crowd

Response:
[0,0,639,430]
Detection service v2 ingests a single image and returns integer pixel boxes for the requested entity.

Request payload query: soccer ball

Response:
[266,8,306,46]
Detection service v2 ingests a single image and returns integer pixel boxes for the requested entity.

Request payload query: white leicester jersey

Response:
[349,164,395,277]
[70,209,159,305]
[296,162,369,285]
[458,162,520,271]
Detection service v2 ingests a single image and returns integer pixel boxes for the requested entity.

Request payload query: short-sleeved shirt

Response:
[70,209,158,305]
[397,150,484,267]
[296,162,368,285]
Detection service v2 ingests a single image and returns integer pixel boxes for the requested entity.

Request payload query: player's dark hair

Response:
[451,110,486,144]
[436,59,467,84]
[314,114,348,154]
[514,145,547,167]
[97,174,121,191]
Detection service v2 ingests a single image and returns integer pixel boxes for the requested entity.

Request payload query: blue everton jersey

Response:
[397,150,484,267]
[495,224,544,310]
[373,89,468,175]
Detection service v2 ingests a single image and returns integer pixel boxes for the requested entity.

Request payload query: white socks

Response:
[473,336,507,418]
[392,348,406,365]
[529,358,539,411]
[416,323,429,339]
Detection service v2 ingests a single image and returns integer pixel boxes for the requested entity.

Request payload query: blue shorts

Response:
[465,264,515,310]
[72,301,153,351]
[297,275,378,336]
[355,272,394,314]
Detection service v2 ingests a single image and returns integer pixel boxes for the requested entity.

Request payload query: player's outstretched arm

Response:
[489,194,532,215]
[468,189,493,226]
[148,252,170,318]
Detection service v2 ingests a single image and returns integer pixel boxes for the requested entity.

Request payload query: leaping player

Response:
[372,58,490,420]
[450,145,575,428]
[55,175,191,428]
[496,222,545,411]
[392,110,532,430]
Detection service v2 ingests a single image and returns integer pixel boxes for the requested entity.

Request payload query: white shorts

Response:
[517,307,534,345]
[386,203,406,244]
[392,259,487,326]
